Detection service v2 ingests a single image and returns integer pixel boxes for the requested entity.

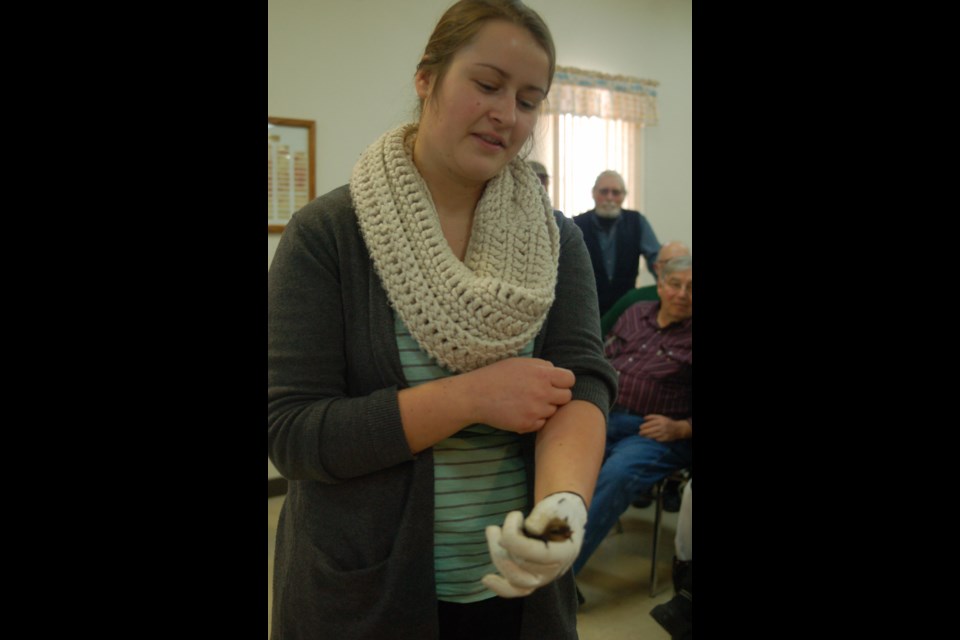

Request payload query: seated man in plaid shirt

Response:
[573,255,692,577]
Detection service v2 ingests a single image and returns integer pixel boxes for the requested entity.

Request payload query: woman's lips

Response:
[473,132,505,149]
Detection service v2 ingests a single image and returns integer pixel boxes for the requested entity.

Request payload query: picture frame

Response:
[268,117,316,233]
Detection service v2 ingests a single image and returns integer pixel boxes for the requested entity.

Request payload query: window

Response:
[531,67,658,219]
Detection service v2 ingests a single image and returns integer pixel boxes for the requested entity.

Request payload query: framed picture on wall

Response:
[268,117,316,233]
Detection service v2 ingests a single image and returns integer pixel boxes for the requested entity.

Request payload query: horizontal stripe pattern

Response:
[396,315,531,603]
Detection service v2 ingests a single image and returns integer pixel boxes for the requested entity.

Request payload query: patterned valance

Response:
[546,66,659,126]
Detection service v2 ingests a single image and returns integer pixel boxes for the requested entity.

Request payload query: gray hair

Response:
[593,170,625,190]
[661,255,692,279]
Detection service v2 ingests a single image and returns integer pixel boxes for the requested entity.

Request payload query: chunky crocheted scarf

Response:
[350,124,559,373]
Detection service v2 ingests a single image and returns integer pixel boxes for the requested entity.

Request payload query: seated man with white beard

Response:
[572,170,662,316]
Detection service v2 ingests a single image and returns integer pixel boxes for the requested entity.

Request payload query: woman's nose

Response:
[490,94,516,126]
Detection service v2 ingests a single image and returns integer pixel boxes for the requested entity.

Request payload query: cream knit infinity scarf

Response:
[350,123,559,373]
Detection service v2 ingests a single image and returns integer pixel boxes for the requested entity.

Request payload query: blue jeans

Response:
[573,411,692,575]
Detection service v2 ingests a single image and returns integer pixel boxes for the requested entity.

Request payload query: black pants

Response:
[437,597,524,640]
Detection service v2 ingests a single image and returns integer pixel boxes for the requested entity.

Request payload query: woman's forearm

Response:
[397,375,474,454]
[534,399,606,507]
[398,357,577,455]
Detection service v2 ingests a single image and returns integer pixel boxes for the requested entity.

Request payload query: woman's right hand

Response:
[465,357,575,434]
[399,357,575,453]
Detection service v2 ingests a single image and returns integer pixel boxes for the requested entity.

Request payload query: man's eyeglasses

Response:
[597,188,624,197]
[663,279,693,295]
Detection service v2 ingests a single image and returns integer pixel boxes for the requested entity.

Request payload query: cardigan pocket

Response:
[273,537,400,638]
[274,467,437,638]
[304,537,393,609]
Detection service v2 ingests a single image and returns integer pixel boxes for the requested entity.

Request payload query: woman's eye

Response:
[476,82,497,92]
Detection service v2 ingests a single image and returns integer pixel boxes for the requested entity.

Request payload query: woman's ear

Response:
[415,67,433,100]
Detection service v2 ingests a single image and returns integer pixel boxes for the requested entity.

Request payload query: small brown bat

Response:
[523,517,573,543]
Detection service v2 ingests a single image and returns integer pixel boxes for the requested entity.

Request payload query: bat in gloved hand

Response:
[523,517,572,543]
[483,492,588,597]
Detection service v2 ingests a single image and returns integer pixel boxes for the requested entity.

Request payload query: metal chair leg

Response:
[649,478,666,597]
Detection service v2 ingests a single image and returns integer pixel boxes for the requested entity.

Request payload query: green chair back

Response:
[600,285,659,337]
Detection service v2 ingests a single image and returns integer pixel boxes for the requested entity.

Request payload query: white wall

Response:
[267,0,692,479]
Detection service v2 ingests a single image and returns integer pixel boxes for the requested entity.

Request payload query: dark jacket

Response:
[268,185,618,639]
[572,209,660,316]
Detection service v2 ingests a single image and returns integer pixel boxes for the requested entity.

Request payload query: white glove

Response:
[481,492,588,598]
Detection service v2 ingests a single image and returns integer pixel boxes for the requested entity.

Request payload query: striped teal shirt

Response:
[395,315,532,603]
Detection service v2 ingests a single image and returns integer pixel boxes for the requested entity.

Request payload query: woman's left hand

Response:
[481,492,587,598]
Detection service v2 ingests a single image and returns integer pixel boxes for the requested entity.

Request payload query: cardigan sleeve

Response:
[267,192,415,483]
[537,216,619,416]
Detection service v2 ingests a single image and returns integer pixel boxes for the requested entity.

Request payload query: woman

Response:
[268,1,617,638]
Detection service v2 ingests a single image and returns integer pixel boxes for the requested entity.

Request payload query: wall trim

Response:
[268,477,288,498]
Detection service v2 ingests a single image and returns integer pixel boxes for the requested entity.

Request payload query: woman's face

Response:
[413,20,550,189]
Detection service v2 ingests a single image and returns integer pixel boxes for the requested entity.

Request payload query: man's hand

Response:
[481,492,587,598]
[639,414,692,442]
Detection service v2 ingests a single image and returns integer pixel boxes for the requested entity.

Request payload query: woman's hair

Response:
[661,255,693,280]
[416,0,556,115]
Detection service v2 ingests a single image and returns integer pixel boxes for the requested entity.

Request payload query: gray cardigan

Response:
[268,184,617,639]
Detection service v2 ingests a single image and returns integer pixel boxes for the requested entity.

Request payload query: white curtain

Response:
[533,66,658,218]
